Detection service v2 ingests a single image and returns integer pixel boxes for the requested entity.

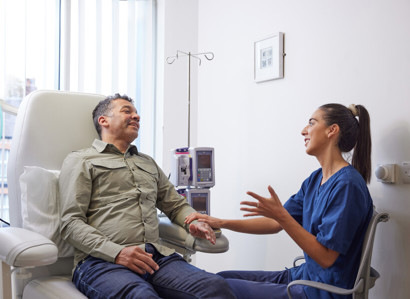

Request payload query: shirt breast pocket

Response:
[91,160,135,200]
[134,162,159,194]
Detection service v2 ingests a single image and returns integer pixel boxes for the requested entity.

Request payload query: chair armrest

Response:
[0,227,58,267]
[158,217,229,253]
[293,255,305,267]
[287,279,363,299]
[368,267,380,288]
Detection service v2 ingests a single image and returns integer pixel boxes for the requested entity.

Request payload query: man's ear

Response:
[98,115,109,129]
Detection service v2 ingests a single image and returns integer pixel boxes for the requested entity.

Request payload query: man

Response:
[59,94,236,298]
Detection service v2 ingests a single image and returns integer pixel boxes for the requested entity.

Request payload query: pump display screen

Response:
[191,193,208,213]
[196,151,213,182]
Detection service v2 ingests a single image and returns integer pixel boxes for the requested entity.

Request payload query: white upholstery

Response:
[20,167,74,257]
[23,276,87,299]
[1,90,229,299]
[8,90,104,228]
[5,90,105,299]
[0,227,57,267]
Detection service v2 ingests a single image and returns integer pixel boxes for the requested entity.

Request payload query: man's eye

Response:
[123,110,131,114]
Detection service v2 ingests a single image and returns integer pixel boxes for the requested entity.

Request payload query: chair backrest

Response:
[353,210,389,299]
[8,90,104,227]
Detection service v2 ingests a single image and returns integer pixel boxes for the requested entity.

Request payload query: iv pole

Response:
[166,50,214,147]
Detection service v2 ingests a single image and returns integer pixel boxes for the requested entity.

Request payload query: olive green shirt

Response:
[59,139,196,268]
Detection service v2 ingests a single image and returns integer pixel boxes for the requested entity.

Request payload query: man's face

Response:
[104,99,140,143]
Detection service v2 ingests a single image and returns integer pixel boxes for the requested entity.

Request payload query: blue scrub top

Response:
[284,165,373,299]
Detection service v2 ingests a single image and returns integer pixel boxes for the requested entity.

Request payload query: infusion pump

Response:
[170,147,215,215]
[170,147,215,188]
[177,188,210,215]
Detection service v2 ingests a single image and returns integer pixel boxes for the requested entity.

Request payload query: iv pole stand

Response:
[166,50,214,147]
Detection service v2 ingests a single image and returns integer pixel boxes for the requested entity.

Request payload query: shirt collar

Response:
[92,139,139,155]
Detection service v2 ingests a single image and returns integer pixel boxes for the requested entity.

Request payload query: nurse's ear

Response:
[327,124,340,140]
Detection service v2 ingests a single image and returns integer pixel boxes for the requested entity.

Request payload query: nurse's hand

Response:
[115,246,159,275]
[185,212,223,229]
[240,185,286,221]
[189,222,216,245]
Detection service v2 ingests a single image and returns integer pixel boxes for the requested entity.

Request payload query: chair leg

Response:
[182,253,192,263]
[1,261,12,299]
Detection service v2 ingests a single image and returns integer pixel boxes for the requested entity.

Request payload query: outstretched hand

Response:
[240,185,286,221]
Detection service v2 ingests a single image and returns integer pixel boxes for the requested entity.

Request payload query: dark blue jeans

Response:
[73,244,236,299]
[218,270,307,299]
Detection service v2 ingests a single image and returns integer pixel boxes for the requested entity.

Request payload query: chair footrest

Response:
[23,276,87,299]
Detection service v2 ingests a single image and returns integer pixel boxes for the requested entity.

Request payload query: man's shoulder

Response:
[136,151,154,161]
[68,146,96,157]
[64,146,99,164]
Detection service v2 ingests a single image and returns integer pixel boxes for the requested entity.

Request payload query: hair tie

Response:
[348,104,359,117]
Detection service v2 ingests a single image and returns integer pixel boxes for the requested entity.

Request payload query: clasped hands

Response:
[185,185,285,227]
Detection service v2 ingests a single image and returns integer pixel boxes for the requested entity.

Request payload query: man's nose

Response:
[132,113,140,121]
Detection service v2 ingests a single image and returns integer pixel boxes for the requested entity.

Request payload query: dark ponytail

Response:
[319,104,372,183]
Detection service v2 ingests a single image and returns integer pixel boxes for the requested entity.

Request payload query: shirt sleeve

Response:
[150,158,196,231]
[284,178,309,225]
[59,152,124,263]
[316,180,369,255]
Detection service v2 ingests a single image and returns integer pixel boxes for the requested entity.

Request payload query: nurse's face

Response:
[301,109,331,156]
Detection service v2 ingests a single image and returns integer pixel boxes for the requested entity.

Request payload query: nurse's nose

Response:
[301,125,308,136]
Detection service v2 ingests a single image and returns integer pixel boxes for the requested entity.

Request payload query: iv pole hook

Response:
[166,50,214,147]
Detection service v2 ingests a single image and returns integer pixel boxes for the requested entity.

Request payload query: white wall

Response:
[161,0,410,298]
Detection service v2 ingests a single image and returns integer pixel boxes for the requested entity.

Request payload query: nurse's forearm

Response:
[276,210,339,268]
[221,217,282,234]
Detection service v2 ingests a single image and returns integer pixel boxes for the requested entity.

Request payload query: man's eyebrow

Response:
[120,104,136,111]
[309,118,318,122]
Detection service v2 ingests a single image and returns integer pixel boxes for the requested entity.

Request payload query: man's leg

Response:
[73,256,160,299]
[217,270,306,299]
[146,244,236,299]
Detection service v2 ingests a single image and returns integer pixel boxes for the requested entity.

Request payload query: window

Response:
[60,0,156,152]
[0,0,156,224]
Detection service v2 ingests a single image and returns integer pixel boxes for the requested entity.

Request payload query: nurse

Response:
[185,103,373,299]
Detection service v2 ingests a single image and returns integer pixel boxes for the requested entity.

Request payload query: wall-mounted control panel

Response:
[375,164,396,183]
[375,162,410,184]
[400,162,410,184]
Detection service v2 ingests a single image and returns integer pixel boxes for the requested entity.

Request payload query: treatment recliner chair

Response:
[0,90,229,299]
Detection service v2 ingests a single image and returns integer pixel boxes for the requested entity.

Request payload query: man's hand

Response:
[115,246,159,275]
[189,222,216,245]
